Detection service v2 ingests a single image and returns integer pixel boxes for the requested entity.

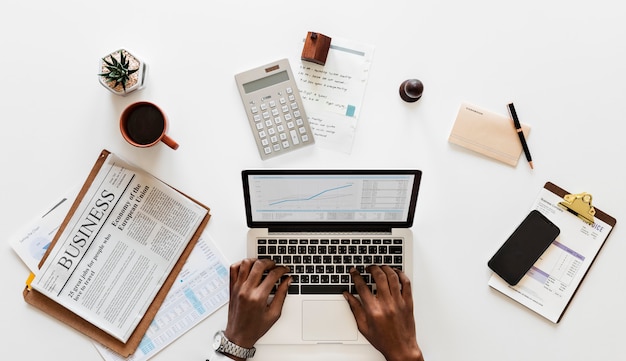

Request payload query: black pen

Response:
[507,103,533,169]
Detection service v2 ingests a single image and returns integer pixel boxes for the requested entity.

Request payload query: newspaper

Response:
[30,152,208,343]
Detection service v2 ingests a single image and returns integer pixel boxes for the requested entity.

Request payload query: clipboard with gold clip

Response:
[488,181,617,324]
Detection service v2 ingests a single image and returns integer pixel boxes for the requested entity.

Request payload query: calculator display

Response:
[242,70,289,94]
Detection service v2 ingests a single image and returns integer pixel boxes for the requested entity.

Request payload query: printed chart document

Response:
[488,184,615,322]
[96,233,229,361]
[292,36,374,154]
[10,186,79,272]
[26,150,209,345]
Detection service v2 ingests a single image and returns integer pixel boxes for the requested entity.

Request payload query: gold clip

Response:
[559,192,596,224]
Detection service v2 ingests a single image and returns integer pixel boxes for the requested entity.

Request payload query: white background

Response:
[1,1,625,360]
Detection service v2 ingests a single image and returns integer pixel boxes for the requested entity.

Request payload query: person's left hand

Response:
[224,258,290,350]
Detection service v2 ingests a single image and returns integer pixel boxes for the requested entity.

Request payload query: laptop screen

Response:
[242,170,422,231]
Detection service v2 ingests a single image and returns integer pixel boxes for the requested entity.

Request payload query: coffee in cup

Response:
[120,101,179,150]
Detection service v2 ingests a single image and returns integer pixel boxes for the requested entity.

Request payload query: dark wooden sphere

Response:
[399,79,424,102]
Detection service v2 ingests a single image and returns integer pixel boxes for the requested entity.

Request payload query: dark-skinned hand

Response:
[224,258,290,360]
[344,265,424,361]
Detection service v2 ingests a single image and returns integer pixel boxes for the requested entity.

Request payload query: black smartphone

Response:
[488,210,560,286]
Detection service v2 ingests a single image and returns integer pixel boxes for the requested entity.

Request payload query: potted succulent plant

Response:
[98,49,146,96]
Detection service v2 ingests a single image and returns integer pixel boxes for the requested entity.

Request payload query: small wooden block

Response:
[301,32,332,65]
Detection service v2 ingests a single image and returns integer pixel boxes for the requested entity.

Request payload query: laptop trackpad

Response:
[302,300,359,342]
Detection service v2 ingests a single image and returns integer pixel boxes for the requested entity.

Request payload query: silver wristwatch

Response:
[213,330,256,359]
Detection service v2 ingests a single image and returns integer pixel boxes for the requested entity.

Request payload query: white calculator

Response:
[235,59,314,160]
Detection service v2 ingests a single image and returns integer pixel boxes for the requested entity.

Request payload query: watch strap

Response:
[215,331,256,359]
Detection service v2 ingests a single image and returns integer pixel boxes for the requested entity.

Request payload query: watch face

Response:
[212,332,222,350]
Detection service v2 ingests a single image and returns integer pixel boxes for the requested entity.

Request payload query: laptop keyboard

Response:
[257,238,404,294]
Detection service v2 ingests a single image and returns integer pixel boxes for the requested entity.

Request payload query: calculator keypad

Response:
[248,87,312,158]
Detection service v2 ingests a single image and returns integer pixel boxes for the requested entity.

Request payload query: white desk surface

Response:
[2,1,625,360]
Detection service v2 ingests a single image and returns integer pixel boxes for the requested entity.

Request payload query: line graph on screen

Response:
[266,183,355,209]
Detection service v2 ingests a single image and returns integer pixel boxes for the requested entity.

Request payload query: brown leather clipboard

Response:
[23,149,211,357]
[544,181,616,322]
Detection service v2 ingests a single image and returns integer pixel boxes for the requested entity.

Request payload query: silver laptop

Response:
[242,169,422,345]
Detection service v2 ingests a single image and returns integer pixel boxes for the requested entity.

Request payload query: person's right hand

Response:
[344,265,424,361]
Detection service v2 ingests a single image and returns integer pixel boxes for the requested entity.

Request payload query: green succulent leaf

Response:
[102,57,114,67]
[98,50,140,92]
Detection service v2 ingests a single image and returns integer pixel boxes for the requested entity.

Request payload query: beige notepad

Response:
[448,102,531,166]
